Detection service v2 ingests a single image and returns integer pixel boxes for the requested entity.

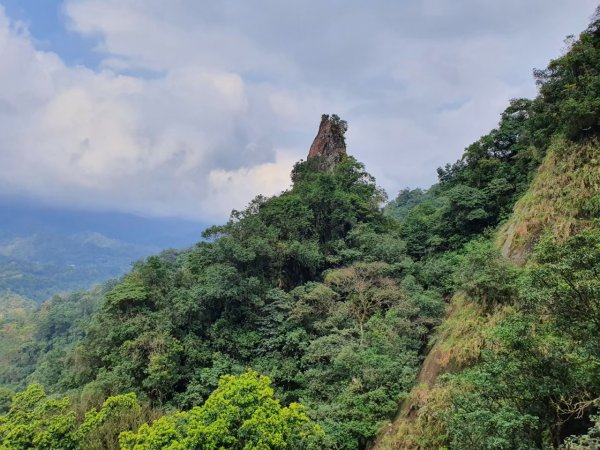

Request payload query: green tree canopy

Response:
[120,371,324,450]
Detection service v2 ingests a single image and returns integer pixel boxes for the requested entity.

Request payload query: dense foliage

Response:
[2,9,600,449]
[387,9,600,258]
[430,13,600,447]
[380,10,600,449]
[39,156,440,449]
[0,384,146,450]
[440,227,600,449]
[533,9,600,144]
[0,287,107,392]
[0,372,318,450]
[120,371,324,449]
[390,96,541,260]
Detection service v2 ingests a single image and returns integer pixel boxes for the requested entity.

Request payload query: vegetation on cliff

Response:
[377,9,600,449]
[1,8,600,450]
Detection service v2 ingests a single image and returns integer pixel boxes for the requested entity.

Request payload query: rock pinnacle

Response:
[307,114,347,167]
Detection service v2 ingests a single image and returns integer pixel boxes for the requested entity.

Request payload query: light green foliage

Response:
[77,393,145,450]
[0,385,152,450]
[120,371,324,450]
[0,286,106,391]
[0,294,35,388]
[0,384,78,449]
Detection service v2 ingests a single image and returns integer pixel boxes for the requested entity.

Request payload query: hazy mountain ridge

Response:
[0,230,158,302]
[0,203,206,302]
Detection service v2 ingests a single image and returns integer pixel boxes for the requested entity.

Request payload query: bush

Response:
[454,240,519,310]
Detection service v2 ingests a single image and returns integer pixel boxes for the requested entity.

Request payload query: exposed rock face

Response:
[307,114,347,168]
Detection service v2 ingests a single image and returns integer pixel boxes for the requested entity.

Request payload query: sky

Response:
[0,0,597,222]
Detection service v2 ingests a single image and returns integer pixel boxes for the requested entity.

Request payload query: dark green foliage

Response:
[384,188,426,221]
[448,391,540,450]
[395,97,542,258]
[454,239,519,310]
[444,229,600,449]
[524,228,600,351]
[533,9,600,143]
[563,412,600,449]
[42,155,444,449]
[391,13,600,261]
[3,11,600,448]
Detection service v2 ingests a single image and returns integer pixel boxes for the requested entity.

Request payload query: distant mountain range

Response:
[0,200,207,302]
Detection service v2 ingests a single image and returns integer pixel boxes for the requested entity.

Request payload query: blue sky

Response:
[1,0,98,65]
[0,0,596,221]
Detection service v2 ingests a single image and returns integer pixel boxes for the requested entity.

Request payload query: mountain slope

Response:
[499,138,600,264]
[2,12,600,450]
[373,13,600,449]
[0,116,450,449]
[0,231,157,302]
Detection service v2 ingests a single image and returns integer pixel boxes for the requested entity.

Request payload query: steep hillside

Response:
[374,12,600,449]
[373,139,600,448]
[499,138,600,264]
[2,12,600,450]
[0,115,450,449]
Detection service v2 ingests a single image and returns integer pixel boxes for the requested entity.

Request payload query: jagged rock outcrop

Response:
[307,114,347,168]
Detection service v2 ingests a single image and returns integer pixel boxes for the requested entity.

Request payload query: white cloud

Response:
[0,1,597,221]
[204,150,298,218]
[0,4,314,221]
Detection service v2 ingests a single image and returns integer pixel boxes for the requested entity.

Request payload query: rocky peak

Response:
[307,114,348,167]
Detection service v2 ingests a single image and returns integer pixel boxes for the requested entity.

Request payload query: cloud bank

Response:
[0,0,596,220]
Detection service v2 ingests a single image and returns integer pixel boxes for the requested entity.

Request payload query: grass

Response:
[374,137,600,449]
[498,138,600,264]
[372,294,509,449]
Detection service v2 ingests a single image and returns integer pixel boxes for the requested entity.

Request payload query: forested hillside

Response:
[0,204,204,302]
[1,10,599,450]
[376,10,600,450]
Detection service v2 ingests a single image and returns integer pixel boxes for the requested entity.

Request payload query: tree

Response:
[525,229,600,350]
[0,384,78,449]
[324,262,402,341]
[120,371,324,449]
[0,385,150,450]
[77,393,148,450]
[533,9,600,143]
